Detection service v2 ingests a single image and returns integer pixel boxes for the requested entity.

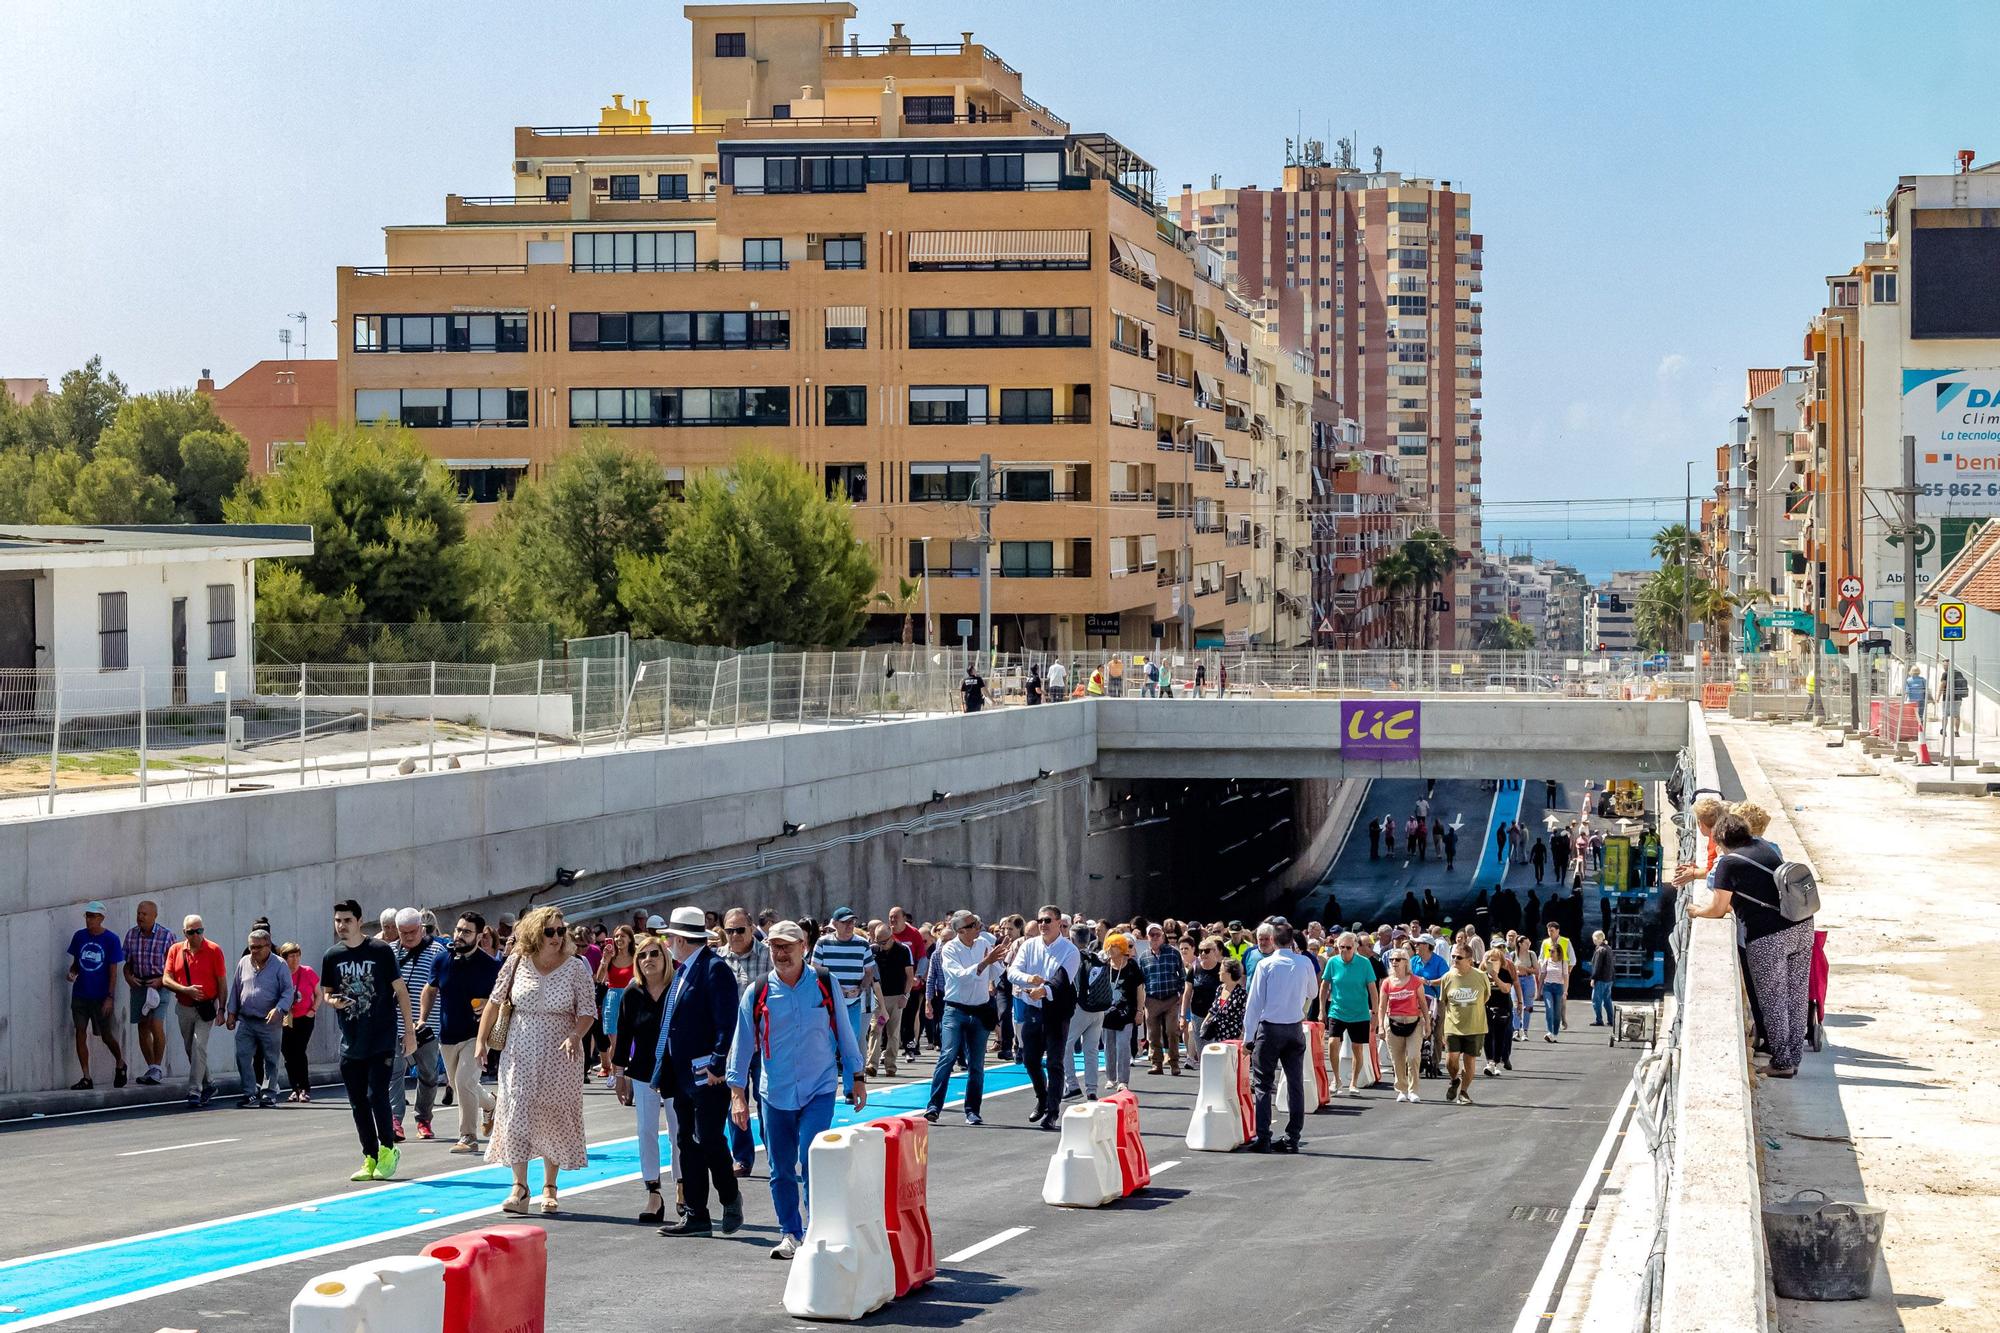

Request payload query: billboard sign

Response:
[1903,368,2000,515]
[1339,700,1421,762]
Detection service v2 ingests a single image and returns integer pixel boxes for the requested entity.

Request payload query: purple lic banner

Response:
[1339,699,1421,762]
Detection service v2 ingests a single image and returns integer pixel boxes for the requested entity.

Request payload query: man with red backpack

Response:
[725,920,867,1261]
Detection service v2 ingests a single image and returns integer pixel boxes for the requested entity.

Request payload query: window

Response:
[769,103,790,119]
[98,592,128,671]
[1871,271,1899,304]
[904,95,955,124]
[545,176,571,201]
[909,307,1090,348]
[999,388,1054,424]
[657,173,689,200]
[206,583,236,660]
[824,306,866,349]
[567,386,790,427]
[823,236,864,270]
[450,465,526,504]
[573,231,696,272]
[825,385,867,426]
[825,463,867,501]
[570,309,789,351]
[1000,541,1054,578]
[715,31,745,56]
[909,386,988,425]
[1002,469,1054,501]
[354,388,527,427]
[909,462,982,501]
[608,175,639,200]
[743,238,784,270]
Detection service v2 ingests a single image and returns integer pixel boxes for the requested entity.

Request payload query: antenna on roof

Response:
[278,327,292,360]
[291,312,309,361]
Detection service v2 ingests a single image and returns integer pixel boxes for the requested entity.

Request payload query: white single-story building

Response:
[0,524,314,706]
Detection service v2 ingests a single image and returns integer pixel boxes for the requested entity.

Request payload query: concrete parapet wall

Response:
[251,692,578,739]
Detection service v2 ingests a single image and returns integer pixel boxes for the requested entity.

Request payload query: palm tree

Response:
[1373,549,1418,647]
[1689,577,1737,647]
[873,576,924,645]
[1401,529,1455,648]
[1652,523,1697,569]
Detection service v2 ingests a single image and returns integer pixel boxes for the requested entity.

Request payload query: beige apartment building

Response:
[334,2,1307,654]
[1175,160,1483,646]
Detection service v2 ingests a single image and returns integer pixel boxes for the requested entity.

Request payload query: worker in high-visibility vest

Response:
[1086,666,1106,696]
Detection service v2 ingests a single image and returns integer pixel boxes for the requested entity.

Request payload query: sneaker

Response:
[1062,1086,1083,1100]
[238,1096,256,1109]
[1395,1091,1409,1103]
[351,1154,379,1181]
[372,1145,400,1180]
[416,1121,435,1141]
[70,1077,92,1091]
[450,1138,479,1154]
[1456,1092,1473,1106]
[1446,1078,1460,1101]
[771,1235,801,1261]
[1543,1034,1557,1044]
[963,1111,983,1126]
[922,1108,940,1124]
[1503,1060,1513,1071]
[113,1066,129,1089]
[200,1083,216,1105]
[259,1092,278,1108]
[863,1065,877,1078]
[720,1198,744,1235]
[660,1215,713,1237]
[391,1119,406,1142]
[1408,1091,1422,1104]
[186,1091,202,1109]
[138,1068,162,1086]
[1273,1138,1303,1154]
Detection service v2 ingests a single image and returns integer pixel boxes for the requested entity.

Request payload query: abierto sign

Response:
[1903,368,2000,516]
[1339,700,1421,762]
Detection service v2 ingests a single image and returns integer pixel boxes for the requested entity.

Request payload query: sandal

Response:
[639,1183,666,1224]
[501,1185,532,1216]
[300,1091,312,1103]
[539,1191,561,1215]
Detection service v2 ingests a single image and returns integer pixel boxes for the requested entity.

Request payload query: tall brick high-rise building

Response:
[1175,156,1483,645]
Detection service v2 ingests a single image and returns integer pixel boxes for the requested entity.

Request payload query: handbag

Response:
[487,956,521,1052]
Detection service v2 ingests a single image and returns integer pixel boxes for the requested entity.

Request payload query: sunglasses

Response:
[1037,916,1057,925]
[542,925,565,939]
[636,949,665,961]
[725,926,748,936]
[186,927,205,935]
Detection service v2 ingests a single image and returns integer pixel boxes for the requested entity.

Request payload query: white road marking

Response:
[941,1226,1032,1265]
[1508,1072,1638,1333]
[1150,1159,1181,1174]
[116,1138,239,1157]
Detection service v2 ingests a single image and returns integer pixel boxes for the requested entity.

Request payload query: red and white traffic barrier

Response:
[784,1124,897,1321]
[290,1254,445,1333]
[419,1224,546,1333]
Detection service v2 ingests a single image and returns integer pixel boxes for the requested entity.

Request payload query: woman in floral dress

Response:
[476,905,596,1214]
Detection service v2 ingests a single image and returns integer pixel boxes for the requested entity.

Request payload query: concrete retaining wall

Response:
[1660,703,1770,1333]
[253,693,577,739]
[0,704,1094,1097]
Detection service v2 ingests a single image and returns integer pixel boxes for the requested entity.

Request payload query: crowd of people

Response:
[62,888,1619,1250]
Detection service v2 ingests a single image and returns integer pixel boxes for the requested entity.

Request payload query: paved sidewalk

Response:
[1719,719,2000,1332]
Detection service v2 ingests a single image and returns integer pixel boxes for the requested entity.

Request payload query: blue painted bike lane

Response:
[0,1062,1031,1329]
[1470,779,1525,888]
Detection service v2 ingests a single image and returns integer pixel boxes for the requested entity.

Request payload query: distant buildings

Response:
[3,378,48,408]
[198,361,337,475]
[1586,570,1649,653]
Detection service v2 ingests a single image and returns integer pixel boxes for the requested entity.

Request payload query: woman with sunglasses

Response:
[1182,936,1224,1051]
[1100,933,1144,1091]
[477,906,597,1216]
[1198,957,1247,1044]
[1375,946,1428,1101]
[611,934,681,1223]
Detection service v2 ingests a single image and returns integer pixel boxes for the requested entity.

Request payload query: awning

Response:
[1194,371,1223,404]
[910,229,1091,266]
[825,305,866,328]
[1221,331,1243,361]
[1132,245,1159,282]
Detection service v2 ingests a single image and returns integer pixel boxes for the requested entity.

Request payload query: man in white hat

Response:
[654,906,746,1237]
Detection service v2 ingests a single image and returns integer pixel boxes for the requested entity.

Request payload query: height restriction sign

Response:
[1839,576,1863,602]
[1940,601,1967,642]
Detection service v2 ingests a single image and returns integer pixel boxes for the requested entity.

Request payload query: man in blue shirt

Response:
[728,921,866,1261]
[67,902,127,1090]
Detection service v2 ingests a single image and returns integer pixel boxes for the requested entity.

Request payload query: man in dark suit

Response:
[652,906,743,1237]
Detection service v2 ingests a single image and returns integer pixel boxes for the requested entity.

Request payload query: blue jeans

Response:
[927,1004,988,1115]
[1543,985,1565,1036]
[233,1017,281,1099]
[762,1092,836,1242]
[1592,980,1614,1025]
[1515,976,1536,1036]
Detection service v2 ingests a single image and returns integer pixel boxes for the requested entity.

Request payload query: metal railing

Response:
[525,122,723,136]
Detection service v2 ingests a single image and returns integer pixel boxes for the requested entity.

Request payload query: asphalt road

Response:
[1,1027,1636,1332]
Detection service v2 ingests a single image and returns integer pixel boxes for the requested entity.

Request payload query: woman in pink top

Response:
[1374,948,1430,1103]
[278,942,320,1102]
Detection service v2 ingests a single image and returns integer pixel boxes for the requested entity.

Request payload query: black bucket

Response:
[1761,1188,1886,1301]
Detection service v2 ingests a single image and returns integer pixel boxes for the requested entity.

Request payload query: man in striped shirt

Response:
[810,908,876,1043]
[390,908,448,1141]
[122,900,175,1085]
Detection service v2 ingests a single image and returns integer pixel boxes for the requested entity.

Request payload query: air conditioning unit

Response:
[515,160,528,174]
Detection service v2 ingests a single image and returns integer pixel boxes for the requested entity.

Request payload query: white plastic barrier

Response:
[1185,1041,1244,1151]
[290,1254,446,1333]
[1041,1100,1123,1207]
[784,1124,896,1321]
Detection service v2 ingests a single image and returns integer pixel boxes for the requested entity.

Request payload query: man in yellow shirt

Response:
[1438,944,1491,1106]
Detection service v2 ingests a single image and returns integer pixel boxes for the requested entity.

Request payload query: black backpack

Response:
[1077,952,1114,1014]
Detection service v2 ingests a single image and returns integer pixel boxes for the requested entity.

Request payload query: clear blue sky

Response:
[1,1,1991,509]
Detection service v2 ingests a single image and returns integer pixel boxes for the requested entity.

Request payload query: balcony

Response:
[1156,501,1193,518]
[1108,489,1155,503]
[909,412,1091,426]
[571,259,790,274]
[1156,569,1189,587]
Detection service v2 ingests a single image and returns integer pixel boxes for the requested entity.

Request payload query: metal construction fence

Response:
[0,645,1874,816]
